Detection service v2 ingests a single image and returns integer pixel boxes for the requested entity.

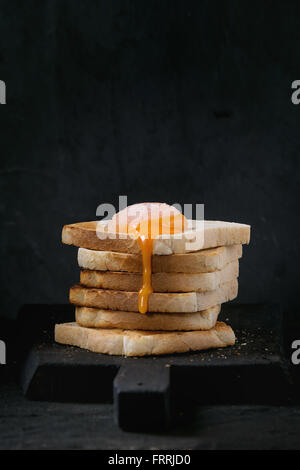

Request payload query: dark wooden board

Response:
[16,303,294,431]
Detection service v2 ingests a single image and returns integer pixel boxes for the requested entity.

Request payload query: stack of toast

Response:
[55,217,250,356]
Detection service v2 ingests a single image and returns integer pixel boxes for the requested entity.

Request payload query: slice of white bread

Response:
[80,260,239,293]
[63,220,250,254]
[69,279,238,313]
[78,244,242,273]
[55,321,235,356]
[75,305,221,331]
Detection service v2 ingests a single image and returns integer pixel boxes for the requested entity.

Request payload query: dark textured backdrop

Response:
[0,0,300,320]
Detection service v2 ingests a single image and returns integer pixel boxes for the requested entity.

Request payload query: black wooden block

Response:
[17,304,120,402]
[114,364,170,431]
[21,347,119,402]
[16,304,74,363]
[170,303,290,406]
[16,303,293,431]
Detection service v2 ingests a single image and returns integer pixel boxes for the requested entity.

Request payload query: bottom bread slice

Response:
[75,305,221,331]
[55,321,235,357]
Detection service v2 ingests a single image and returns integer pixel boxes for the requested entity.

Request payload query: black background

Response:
[0,0,300,322]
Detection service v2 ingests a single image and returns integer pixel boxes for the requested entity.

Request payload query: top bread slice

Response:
[78,244,242,273]
[62,220,250,254]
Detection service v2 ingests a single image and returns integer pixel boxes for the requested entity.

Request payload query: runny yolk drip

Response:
[137,236,153,314]
[107,203,188,314]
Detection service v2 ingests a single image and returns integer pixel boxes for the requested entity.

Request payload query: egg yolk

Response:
[108,203,188,313]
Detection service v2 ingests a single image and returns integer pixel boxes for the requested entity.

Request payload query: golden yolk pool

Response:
[108,203,188,313]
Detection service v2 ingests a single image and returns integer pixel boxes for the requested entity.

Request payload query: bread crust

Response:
[80,260,239,292]
[62,220,250,254]
[78,244,243,273]
[75,305,221,331]
[69,279,238,313]
[55,321,235,356]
